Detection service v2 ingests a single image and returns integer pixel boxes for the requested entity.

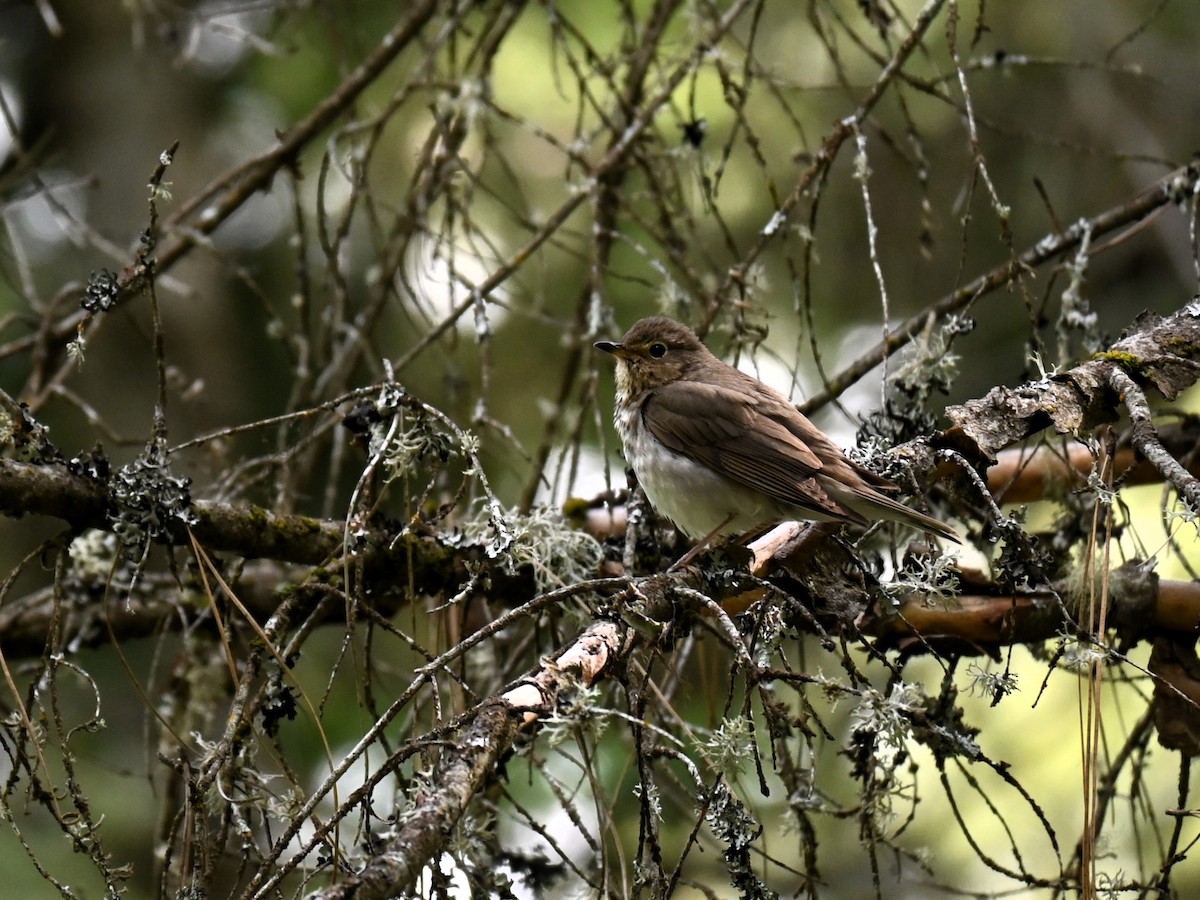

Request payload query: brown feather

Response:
[641,380,869,526]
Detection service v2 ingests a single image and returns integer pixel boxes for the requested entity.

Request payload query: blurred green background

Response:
[1,1,1198,897]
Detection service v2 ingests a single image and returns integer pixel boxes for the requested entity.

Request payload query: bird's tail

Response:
[840,485,961,544]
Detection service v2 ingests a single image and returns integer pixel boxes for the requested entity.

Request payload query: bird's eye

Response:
[649,342,668,358]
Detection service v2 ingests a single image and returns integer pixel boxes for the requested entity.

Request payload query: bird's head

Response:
[594,316,712,394]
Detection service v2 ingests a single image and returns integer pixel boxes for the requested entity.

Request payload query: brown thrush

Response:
[595,316,959,544]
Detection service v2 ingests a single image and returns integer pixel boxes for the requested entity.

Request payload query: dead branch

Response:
[308,619,634,900]
[944,299,1200,462]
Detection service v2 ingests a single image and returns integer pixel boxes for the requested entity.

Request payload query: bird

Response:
[594,316,959,546]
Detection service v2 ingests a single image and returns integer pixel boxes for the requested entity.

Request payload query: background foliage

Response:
[1,1,1199,897]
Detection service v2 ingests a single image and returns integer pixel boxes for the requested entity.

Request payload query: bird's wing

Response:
[642,380,866,524]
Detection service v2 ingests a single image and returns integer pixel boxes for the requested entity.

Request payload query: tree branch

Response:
[943,298,1200,460]
[802,166,1200,415]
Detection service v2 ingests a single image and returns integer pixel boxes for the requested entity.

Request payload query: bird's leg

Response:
[667,513,736,571]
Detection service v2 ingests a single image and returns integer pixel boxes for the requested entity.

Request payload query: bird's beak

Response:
[594,340,627,358]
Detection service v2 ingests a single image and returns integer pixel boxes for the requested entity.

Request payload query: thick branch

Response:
[0,459,479,656]
[943,298,1200,461]
[862,572,1200,651]
[0,457,346,564]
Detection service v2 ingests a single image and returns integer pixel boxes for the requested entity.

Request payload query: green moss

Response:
[282,515,324,536]
[1092,350,1141,368]
[561,496,591,524]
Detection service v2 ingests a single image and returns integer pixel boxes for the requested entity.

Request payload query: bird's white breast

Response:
[615,391,776,538]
